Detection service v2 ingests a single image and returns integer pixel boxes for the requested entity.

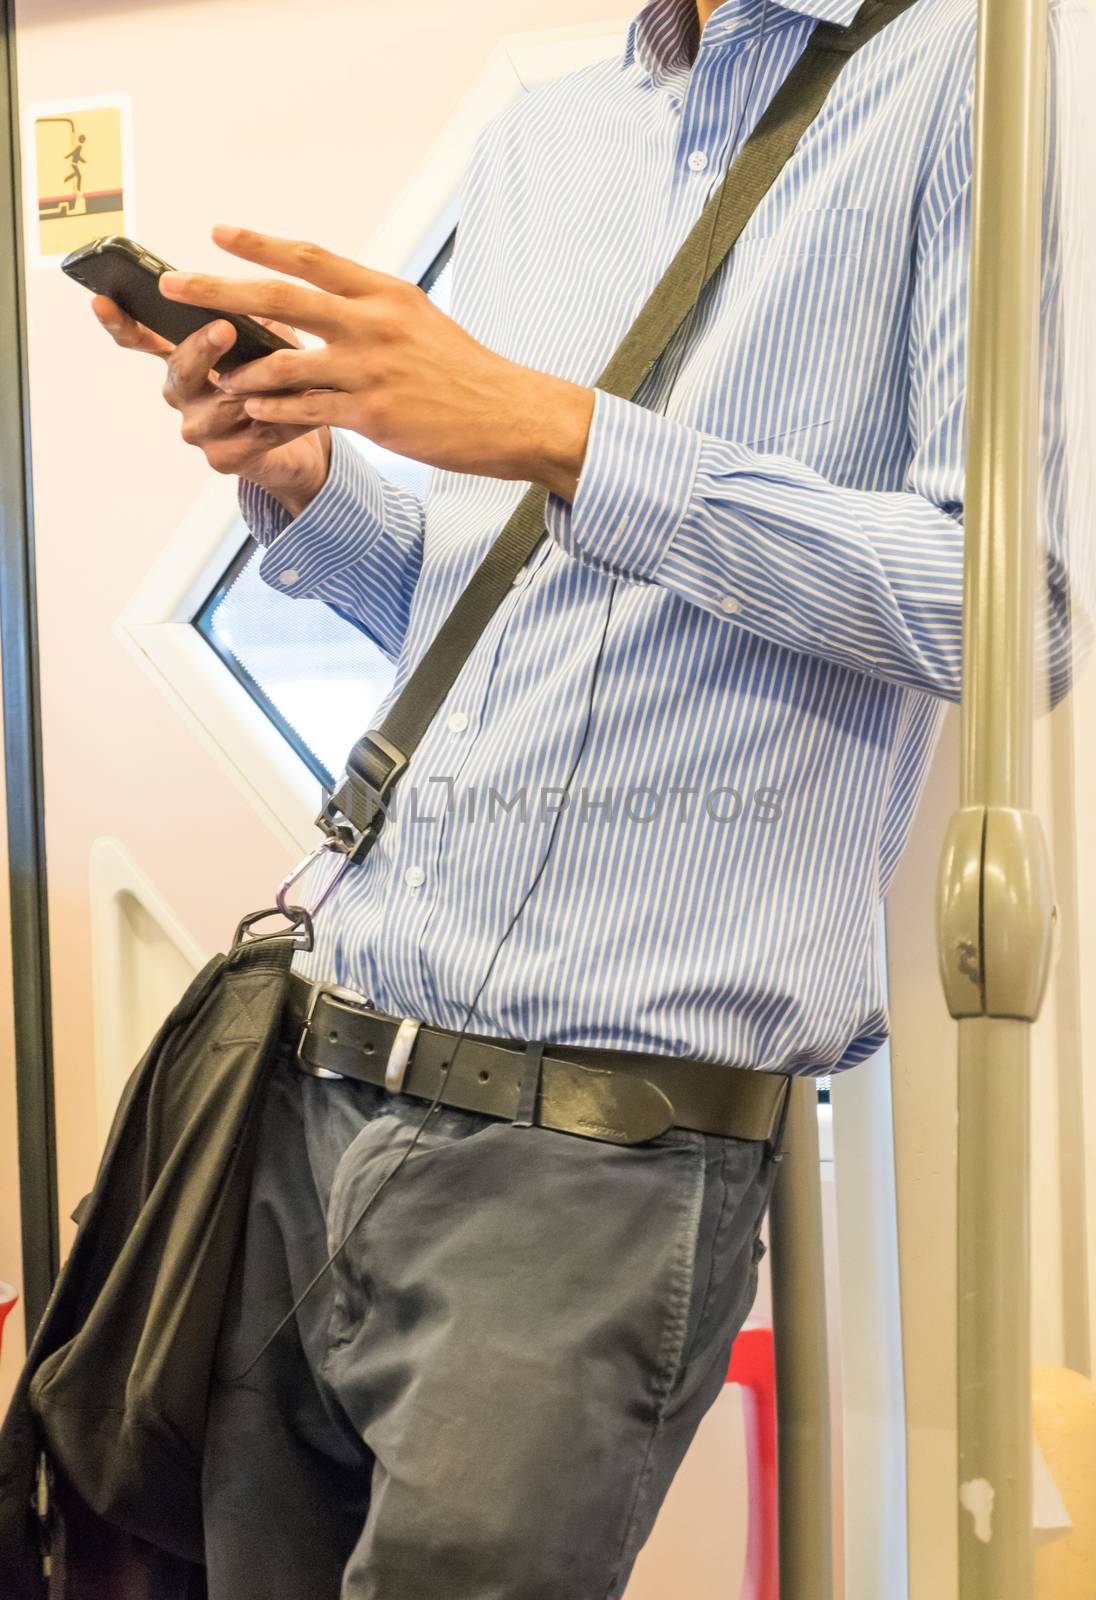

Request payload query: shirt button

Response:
[512,566,530,588]
[277,568,300,586]
[719,594,742,614]
[404,866,425,888]
[447,711,469,733]
[687,150,709,173]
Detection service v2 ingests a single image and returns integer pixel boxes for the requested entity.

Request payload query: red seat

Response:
[726,1324,778,1600]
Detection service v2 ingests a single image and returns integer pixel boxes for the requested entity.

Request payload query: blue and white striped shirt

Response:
[240,0,1068,1074]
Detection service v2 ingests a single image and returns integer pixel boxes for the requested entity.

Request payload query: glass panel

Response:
[193,231,455,787]
[193,544,395,786]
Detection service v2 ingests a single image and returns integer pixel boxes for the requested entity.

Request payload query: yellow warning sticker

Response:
[27,96,135,266]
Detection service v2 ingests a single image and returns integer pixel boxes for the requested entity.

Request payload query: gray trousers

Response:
[201,1049,778,1599]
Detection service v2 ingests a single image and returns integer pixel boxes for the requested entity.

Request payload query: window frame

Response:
[190,229,457,794]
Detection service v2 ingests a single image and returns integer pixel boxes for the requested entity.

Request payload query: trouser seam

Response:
[649,1133,708,1409]
[601,1134,707,1595]
[600,1420,664,1600]
[686,1137,732,1368]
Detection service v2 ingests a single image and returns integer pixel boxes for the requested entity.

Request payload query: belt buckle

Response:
[298,981,375,1080]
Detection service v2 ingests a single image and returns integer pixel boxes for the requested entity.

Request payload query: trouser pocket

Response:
[673,1131,772,1389]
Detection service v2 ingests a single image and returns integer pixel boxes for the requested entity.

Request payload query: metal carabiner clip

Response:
[228,838,353,959]
[275,835,354,923]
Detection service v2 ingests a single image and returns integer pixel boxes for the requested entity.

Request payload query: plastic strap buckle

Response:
[315,730,409,864]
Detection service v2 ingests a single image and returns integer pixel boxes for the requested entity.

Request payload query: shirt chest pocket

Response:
[737,204,871,261]
[711,206,875,450]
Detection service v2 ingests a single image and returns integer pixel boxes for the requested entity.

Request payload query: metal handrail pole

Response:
[770,1077,833,1599]
[938,0,1052,1594]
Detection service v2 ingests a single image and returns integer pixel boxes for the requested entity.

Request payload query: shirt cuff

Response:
[544,389,704,581]
[237,476,293,548]
[237,432,387,602]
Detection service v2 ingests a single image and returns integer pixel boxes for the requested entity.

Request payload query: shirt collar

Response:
[622,0,863,79]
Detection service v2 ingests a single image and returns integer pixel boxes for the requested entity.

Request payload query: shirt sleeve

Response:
[544,86,1012,708]
[237,429,425,662]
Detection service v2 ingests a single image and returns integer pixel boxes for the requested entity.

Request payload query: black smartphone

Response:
[61,235,295,373]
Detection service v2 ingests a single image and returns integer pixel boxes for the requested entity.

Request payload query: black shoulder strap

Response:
[320,0,917,862]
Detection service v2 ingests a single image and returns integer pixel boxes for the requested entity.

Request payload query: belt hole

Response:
[364,1043,374,1055]
[328,1030,338,1042]
[440,1059,450,1071]
[478,1069,490,1083]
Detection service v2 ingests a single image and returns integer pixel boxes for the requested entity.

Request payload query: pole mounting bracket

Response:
[936,805,1056,1021]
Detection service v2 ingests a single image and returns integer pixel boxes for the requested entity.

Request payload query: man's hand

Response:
[158,226,596,502]
[90,296,332,518]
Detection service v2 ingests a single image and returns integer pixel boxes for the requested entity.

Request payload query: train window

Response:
[191,232,455,789]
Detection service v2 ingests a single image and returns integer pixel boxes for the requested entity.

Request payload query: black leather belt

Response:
[281,974,791,1148]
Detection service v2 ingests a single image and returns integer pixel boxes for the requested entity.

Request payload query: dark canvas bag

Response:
[0,935,296,1597]
[0,2,914,1591]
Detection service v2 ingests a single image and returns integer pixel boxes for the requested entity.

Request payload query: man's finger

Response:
[182,390,254,443]
[91,295,173,357]
[211,225,387,298]
[253,315,302,349]
[203,421,322,475]
[218,346,337,396]
[241,390,357,430]
[163,321,238,405]
[159,270,342,336]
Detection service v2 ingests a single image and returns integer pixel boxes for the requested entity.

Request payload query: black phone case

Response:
[61,236,294,372]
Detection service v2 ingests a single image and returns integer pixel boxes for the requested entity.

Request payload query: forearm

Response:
[511,373,594,503]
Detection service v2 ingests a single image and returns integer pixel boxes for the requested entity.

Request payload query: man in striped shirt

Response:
[93,0,1071,1593]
